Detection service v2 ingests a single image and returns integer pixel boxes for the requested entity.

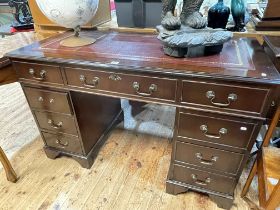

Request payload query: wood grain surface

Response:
[0,129,256,210]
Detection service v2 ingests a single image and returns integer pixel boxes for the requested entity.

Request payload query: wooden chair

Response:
[0,147,17,182]
[0,53,18,183]
[241,105,280,210]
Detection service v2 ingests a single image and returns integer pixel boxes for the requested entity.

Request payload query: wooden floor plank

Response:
[18,163,72,210]
[0,127,257,210]
[60,129,134,209]
[83,131,143,210]
[0,140,47,206]
[126,136,168,210]
[107,134,150,210]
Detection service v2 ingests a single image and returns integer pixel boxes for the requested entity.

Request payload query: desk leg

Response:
[209,194,234,210]
[166,180,234,209]
[166,181,188,195]
[0,147,17,183]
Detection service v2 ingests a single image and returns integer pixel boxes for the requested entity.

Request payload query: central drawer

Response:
[173,164,236,195]
[177,110,259,150]
[24,87,72,114]
[175,141,244,175]
[64,67,177,102]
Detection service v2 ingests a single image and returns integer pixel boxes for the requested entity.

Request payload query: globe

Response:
[35,0,99,47]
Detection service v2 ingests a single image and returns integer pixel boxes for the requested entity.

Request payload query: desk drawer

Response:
[34,111,78,135]
[14,62,63,84]
[177,110,258,150]
[24,87,72,114]
[65,67,177,101]
[42,132,83,155]
[173,164,236,194]
[175,142,244,175]
[181,80,270,115]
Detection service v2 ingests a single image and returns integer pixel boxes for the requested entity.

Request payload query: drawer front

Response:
[181,80,270,115]
[24,87,72,114]
[14,62,63,84]
[173,164,236,194]
[34,111,78,135]
[175,141,244,175]
[65,67,177,101]
[177,111,258,149]
[42,132,83,155]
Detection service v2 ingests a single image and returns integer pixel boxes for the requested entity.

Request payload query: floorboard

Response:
[0,82,259,210]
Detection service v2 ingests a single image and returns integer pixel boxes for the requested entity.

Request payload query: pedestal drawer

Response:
[181,80,270,115]
[173,164,236,194]
[64,67,177,102]
[24,87,72,114]
[34,111,78,135]
[175,141,244,175]
[42,132,83,155]
[14,62,63,84]
[177,110,259,150]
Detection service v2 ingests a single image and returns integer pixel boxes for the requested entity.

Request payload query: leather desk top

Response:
[6,31,280,84]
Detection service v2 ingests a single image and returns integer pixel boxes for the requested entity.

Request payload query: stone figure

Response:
[161,0,207,30]
[157,0,233,58]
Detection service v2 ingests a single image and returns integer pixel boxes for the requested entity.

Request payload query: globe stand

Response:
[60,26,96,47]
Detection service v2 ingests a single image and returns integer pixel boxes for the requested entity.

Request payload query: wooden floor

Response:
[0,129,257,210]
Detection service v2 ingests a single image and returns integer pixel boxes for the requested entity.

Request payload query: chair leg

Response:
[241,106,280,197]
[265,183,280,210]
[262,106,280,148]
[0,147,17,183]
[241,160,257,197]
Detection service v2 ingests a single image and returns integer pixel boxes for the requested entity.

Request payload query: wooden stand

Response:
[241,106,280,209]
[251,0,280,31]
[28,0,111,38]
[0,147,17,183]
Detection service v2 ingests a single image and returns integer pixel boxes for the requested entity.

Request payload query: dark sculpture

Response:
[8,0,33,25]
[157,0,233,58]
[208,0,230,29]
[228,0,246,32]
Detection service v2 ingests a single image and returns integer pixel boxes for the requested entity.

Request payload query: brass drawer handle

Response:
[38,96,44,102]
[48,119,63,129]
[55,138,69,147]
[200,125,227,139]
[206,91,237,107]
[38,97,55,104]
[195,153,218,166]
[132,82,157,97]
[29,68,46,81]
[109,74,122,81]
[80,75,99,88]
[191,174,211,186]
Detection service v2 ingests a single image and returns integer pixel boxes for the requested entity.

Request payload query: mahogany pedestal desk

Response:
[6,31,280,209]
